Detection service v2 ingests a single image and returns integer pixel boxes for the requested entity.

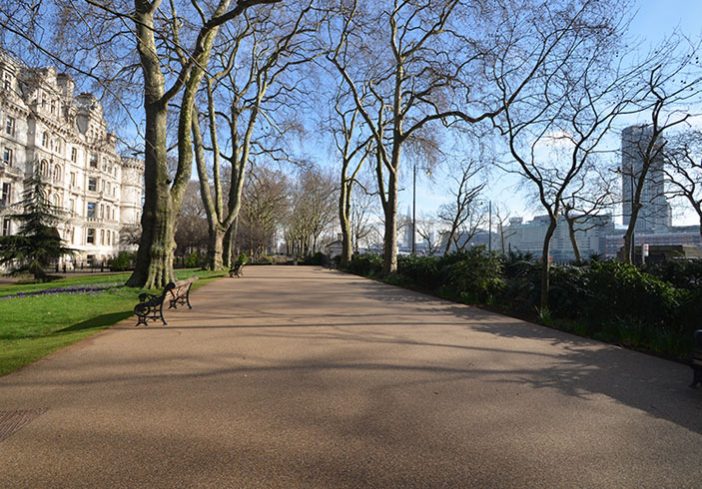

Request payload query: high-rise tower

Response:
[621,125,671,233]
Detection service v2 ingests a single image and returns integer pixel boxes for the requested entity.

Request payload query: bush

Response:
[251,254,273,265]
[109,251,135,271]
[443,247,505,304]
[303,252,325,266]
[345,254,383,277]
[397,255,442,291]
[644,259,702,290]
[184,251,205,268]
[499,252,540,313]
[548,265,588,319]
[584,261,681,331]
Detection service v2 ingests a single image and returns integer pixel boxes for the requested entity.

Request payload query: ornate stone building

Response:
[0,52,144,268]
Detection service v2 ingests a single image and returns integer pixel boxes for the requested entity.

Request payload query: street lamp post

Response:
[412,162,417,255]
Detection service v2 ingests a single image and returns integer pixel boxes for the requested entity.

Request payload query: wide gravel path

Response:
[1,265,701,488]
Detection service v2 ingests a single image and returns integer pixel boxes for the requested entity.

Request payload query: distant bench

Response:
[134,277,198,327]
[229,261,246,278]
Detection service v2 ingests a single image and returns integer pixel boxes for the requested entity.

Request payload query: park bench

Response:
[133,277,198,326]
[229,262,245,278]
[691,329,702,388]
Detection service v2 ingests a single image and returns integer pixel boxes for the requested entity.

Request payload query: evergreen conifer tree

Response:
[0,169,73,281]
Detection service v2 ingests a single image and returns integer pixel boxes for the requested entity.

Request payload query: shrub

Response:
[584,261,681,330]
[345,254,383,277]
[303,252,325,266]
[548,265,588,319]
[397,255,442,291]
[498,253,540,313]
[109,251,135,271]
[184,251,205,268]
[644,259,702,290]
[251,254,273,265]
[443,247,505,304]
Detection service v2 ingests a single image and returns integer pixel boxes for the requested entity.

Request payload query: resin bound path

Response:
[1,266,701,488]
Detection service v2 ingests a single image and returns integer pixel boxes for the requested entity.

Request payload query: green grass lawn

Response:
[0,268,212,297]
[0,269,226,376]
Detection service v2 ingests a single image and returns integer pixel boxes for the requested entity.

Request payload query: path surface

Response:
[1,266,701,488]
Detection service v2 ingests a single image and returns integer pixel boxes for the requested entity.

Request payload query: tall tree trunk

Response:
[339,180,353,267]
[223,218,237,268]
[566,217,582,263]
[207,226,225,270]
[622,200,641,264]
[127,1,227,288]
[127,98,175,287]
[539,218,558,313]
[383,170,398,274]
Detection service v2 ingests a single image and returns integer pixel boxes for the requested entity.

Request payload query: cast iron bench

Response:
[691,329,702,388]
[133,277,198,326]
[229,262,245,278]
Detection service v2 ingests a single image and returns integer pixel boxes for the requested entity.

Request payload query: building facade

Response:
[503,214,616,263]
[0,53,143,268]
[621,124,672,233]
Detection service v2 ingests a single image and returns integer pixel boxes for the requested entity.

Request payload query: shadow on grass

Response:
[57,311,134,334]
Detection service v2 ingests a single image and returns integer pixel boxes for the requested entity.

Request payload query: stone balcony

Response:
[0,162,23,179]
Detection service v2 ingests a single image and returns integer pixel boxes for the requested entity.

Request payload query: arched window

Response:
[40,159,49,178]
[53,164,62,182]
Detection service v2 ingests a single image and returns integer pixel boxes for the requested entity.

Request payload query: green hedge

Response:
[344,251,701,360]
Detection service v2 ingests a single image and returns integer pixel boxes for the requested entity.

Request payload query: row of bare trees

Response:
[4,0,702,314]
[176,164,337,258]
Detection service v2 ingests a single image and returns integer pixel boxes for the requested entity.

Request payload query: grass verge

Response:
[0,269,226,376]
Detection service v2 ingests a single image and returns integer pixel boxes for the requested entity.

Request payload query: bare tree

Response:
[324,0,630,275]
[193,3,316,270]
[416,218,442,256]
[559,164,619,263]
[493,204,515,255]
[350,181,379,253]
[494,2,648,311]
[284,165,337,257]
[175,180,209,255]
[237,166,288,256]
[438,161,485,255]
[327,86,370,266]
[1,0,282,287]
[620,46,702,263]
[664,131,702,241]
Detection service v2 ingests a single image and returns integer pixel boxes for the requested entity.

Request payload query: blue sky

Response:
[406,0,702,226]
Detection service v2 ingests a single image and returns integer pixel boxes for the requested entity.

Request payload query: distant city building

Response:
[604,227,702,259]
[621,124,672,233]
[0,52,144,268]
[503,215,615,262]
[440,228,498,254]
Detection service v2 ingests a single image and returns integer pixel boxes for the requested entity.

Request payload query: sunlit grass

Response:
[0,269,226,376]
[0,268,217,297]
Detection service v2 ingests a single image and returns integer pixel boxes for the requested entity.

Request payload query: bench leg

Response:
[159,303,168,325]
[185,285,193,309]
[691,367,702,388]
